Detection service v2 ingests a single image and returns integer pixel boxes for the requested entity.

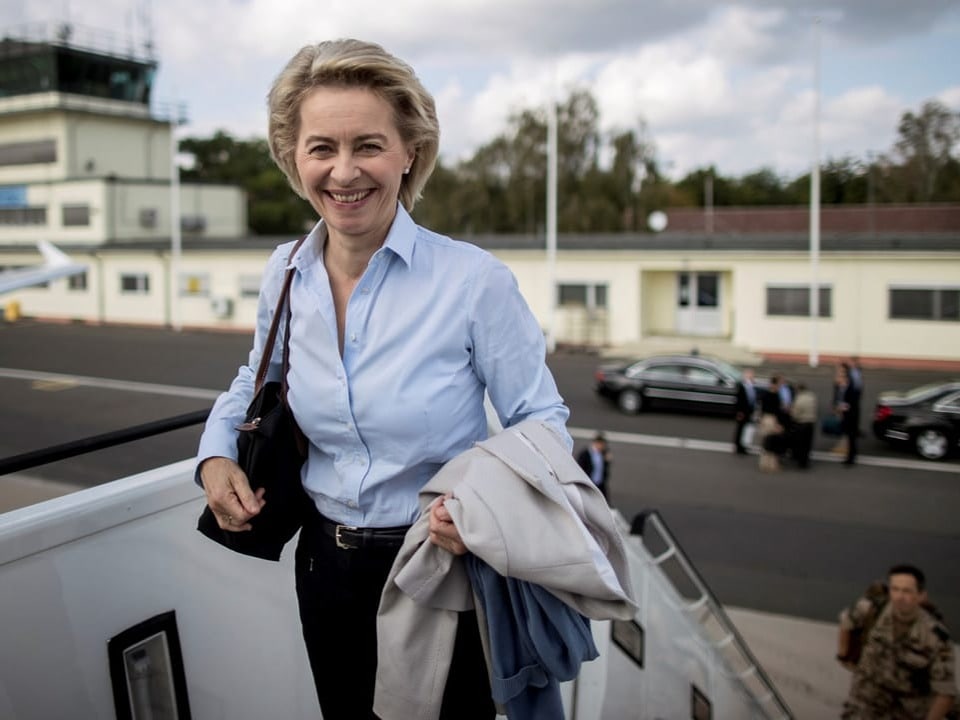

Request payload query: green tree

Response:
[893,100,960,201]
[179,130,313,234]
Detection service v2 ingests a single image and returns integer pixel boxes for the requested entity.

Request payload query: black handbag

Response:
[821,413,843,436]
[197,238,310,561]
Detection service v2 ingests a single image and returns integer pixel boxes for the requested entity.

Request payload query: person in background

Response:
[733,368,758,455]
[195,38,570,720]
[848,355,864,394]
[789,382,817,469]
[577,433,611,500]
[838,363,861,466]
[778,373,794,416]
[757,374,785,472]
[848,355,865,438]
[838,564,956,719]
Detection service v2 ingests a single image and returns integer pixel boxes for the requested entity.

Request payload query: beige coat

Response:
[373,420,638,720]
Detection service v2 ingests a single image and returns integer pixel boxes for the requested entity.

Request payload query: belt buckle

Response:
[335,524,358,550]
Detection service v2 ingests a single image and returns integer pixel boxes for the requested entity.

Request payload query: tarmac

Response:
[2,324,958,719]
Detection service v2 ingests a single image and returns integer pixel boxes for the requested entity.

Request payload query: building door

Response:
[676,272,722,335]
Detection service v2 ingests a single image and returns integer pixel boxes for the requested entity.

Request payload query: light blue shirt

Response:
[197,205,570,527]
[779,382,792,408]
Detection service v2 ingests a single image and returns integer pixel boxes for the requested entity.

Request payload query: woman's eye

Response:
[309,144,333,155]
[358,143,382,154]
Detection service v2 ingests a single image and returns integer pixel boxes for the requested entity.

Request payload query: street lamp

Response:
[161,100,188,331]
[546,96,558,353]
[809,16,821,368]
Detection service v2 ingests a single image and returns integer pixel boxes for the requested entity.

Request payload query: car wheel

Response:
[618,389,643,415]
[914,428,951,461]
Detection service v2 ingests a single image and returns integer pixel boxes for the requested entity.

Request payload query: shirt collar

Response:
[380,204,416,268]
[294,203,416,272]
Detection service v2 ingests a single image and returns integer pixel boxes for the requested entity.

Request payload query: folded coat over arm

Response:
[374,420,639,720]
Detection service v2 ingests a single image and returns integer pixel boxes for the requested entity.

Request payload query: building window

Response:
[139,208,158,228]
[0,139,57,166]
[62,204,91,227]
[889,287,960,321]
[120,273,150,294]
[239,274,261,298]
[68,272,88,291]
[766,286,831,318]
[558,283,608,309]
[179,273,210,297]
[0,206,47,225]
[180,215,206,232]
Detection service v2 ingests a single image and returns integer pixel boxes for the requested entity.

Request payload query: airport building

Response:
[2,26,959,366]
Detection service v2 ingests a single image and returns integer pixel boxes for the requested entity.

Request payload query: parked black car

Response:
[872,381,960,460]
[594,354,761,415]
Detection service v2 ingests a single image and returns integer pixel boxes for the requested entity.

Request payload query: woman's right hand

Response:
[199,456,266,532]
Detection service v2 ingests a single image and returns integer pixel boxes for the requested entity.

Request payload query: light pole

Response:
[545,95,558,353]
[808,17,821,368]
[167,100,188,332]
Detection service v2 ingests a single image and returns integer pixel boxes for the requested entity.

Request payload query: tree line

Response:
[179,95,960,237]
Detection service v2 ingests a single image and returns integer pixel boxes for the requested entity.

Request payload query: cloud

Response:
[938,86,960,110]
[4,0,958,179]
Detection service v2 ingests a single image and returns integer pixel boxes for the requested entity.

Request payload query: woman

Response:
[196,39,570,719]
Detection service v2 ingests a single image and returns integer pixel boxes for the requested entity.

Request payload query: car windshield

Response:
[711,358,742,380]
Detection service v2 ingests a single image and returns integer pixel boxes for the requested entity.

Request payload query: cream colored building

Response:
[6,230,959,366]
[493,234,960,365]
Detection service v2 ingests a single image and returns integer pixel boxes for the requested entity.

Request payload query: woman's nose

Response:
[330,151,360,184]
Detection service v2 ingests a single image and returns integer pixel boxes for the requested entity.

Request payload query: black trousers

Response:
[845,425,858,463]
[295,514,495,720]
[791,422,814,467]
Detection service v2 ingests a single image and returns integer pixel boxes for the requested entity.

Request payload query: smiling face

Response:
[295,86,414,249]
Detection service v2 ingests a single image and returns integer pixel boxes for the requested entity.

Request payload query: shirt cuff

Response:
[195,422,240,487]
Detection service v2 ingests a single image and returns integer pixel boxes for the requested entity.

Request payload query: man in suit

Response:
[733,368,758,455]
[577,433,611,500]
[839,363,861,466]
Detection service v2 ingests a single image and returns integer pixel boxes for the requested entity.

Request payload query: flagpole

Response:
[809,17,821,368]
[546,89,558,353]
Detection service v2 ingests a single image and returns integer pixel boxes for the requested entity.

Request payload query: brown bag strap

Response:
[254,235,308,393]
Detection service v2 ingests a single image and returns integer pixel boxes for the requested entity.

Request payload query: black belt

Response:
[321,519,410,550]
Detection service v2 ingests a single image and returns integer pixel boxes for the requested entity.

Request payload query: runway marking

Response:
[3,369,955,475]
[32,379,78,392]
[568,426,960,474]
[0,368,221,401]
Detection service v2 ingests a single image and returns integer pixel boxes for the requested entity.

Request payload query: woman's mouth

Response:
[327,189,373,204]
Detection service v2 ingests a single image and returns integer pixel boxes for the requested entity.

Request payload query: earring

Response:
[403,167,410,175]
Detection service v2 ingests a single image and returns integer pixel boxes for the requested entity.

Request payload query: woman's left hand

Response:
[428,494,468,555]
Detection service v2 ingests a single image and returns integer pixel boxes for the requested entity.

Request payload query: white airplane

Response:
[0,240,88,294]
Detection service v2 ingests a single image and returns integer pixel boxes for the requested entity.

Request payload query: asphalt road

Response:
[1,320,958,625]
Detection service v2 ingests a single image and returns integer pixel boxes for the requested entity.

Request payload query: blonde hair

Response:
[267,39,439,211]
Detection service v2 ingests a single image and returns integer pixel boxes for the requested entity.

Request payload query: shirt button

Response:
[347,500,357,508]
[350,333,357,342]
[361,287,370,294]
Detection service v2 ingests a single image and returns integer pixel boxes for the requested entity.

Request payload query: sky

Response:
[4,0,959,180]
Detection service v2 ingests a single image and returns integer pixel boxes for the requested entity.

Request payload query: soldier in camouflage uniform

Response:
[838,564,957,719]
